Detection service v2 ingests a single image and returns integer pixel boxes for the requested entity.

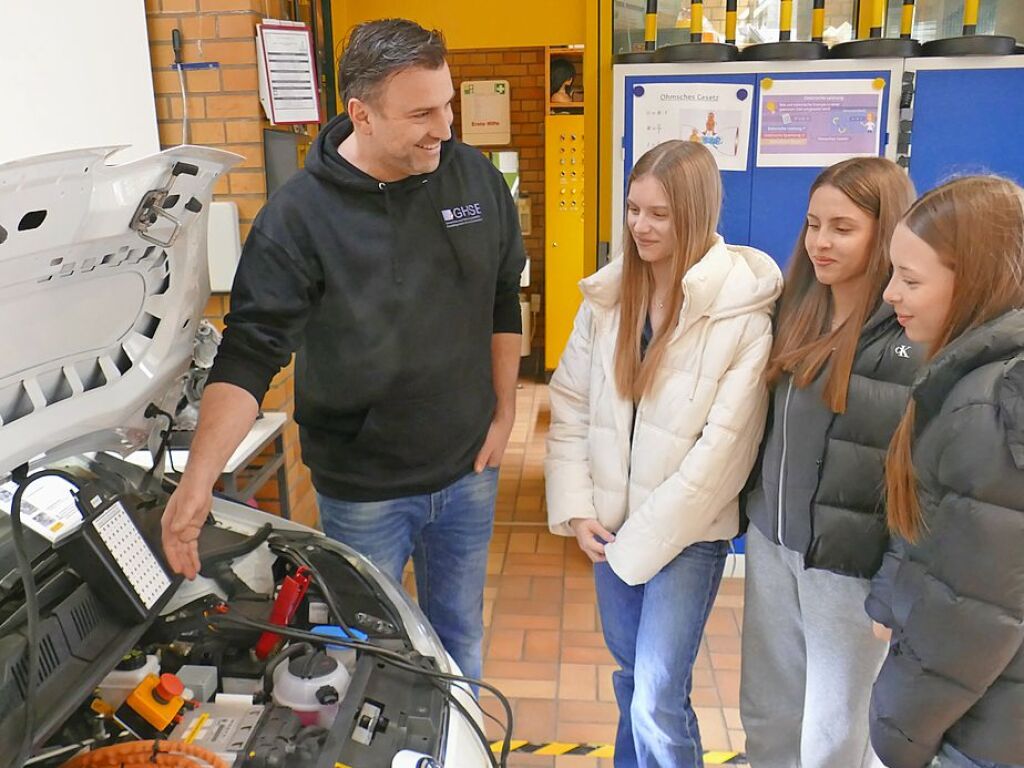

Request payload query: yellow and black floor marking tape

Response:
[490,741,748,763]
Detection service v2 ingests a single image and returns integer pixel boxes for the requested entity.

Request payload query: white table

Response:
[126,411,291,518]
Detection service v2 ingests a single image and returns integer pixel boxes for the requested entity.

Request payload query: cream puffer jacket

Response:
[545,236,783,585]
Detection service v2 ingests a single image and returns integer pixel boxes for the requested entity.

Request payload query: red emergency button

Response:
[153,673,184,703]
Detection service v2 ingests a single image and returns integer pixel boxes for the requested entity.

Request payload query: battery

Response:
[169,701,265,763]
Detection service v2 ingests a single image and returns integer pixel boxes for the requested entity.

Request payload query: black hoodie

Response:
[207,114,526,501]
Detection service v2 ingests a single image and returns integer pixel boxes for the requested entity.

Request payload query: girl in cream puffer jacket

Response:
[546,140,781,768]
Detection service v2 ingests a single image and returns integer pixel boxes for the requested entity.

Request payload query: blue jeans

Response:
[595,539,729,768]
[933,743,1023,768]
[317,467,498,682]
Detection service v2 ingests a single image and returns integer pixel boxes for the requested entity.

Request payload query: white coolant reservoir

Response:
[271,648,351,727]
[97,651,160,709]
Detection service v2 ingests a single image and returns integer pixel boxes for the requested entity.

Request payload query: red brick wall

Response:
[447,48,546,349]
[144,0,317,529]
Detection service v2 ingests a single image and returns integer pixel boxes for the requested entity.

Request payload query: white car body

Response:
[0,146,492,768]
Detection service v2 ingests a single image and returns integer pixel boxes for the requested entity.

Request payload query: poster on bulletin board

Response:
[756,77,884,168]
[630,82,753,172]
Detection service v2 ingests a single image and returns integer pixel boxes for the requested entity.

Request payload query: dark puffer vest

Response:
[746,302,921,577]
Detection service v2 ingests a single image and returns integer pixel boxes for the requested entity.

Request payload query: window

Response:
[613,0,857,53]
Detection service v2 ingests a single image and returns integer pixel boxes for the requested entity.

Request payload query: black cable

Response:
[143,405,176,480]
[204,612,515,765]
[9,468,82,768]
[429,679,499,768]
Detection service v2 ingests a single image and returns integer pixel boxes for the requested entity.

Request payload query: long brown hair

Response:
[614,140,721,401]
[887,175,1024,541]
[767,158,916,412]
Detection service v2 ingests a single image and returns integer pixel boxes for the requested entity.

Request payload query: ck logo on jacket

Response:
[441,202,484,228]
[894,344,912,359]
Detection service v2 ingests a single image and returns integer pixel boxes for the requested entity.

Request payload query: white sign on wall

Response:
[461,80,511,146]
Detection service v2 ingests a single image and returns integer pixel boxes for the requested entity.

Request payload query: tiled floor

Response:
[404,380,747,767]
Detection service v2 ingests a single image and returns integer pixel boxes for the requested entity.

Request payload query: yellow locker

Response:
[544,114,586,371]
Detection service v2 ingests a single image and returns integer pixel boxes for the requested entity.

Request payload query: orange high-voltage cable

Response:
[60,740,229,768]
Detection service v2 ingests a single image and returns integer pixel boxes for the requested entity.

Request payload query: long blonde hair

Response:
[886,175,1024,541]
[767,157,916,412]
[614,141,721,401]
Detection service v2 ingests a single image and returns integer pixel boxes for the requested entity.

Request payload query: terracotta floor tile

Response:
[564,576,594,591]
[561,602,597,631]
[563,630,607,648]
[723,706,742,730]
[485,660,559,680]
[711,652,742,671]
[559,700,621,724]
[536,533,566,554]
[558,663,597,701]
[488,629,525,661]
[694,707,730,751]
[556,721,616,744]
[514,698,559,742]
[729,728,747,752]
[509,531,539,553]
[561,645,615,665]
[714,669,742,708]
[692,685,721,707]
[495,574,533,600]
[492,614,562,631]
[529,576,563,601]
[487,553,506,575]
[707,633,742,654]
[693,667,715,688]
[507,755,554,768]
[503,563,567,578]
[563,588,595,603]
[705,607,740,636]
[598,664,618,703]
[486,677,558,699]
[495,598,563,617]
[523,630,561,662]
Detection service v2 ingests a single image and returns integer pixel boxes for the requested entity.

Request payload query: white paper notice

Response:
[0,477,83,542]
[756,77,885,168]
[257,23,321,125]
[631,82,754,172]
[461,80,512,146]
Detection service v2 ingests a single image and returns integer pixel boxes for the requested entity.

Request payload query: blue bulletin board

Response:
[621,69,894,269]
[906,65,1024,193]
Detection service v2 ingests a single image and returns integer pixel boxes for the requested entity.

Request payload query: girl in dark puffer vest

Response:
[869,176,1024,768]
[741,158,920,768]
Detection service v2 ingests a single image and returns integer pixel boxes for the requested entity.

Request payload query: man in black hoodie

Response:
[160,19,526,683]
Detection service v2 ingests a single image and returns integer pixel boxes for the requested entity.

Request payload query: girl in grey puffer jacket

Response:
[870,175,1024,768]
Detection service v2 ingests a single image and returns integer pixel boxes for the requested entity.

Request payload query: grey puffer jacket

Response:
[746,302,921,577]
[866,309,1024,768]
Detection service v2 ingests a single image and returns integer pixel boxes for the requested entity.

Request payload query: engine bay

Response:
[0,454,506,768]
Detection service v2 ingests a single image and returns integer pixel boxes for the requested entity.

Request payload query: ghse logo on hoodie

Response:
[441,202,484,229]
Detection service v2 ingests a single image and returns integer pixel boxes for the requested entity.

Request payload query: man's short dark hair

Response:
[339,19,448,107]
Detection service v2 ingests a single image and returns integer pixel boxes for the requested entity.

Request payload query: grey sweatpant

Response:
[740,525,887,768]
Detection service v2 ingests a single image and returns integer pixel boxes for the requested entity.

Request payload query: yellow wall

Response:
[332,1,585,51]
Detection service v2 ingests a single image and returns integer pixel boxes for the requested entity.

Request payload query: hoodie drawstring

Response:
[379,182,403,285]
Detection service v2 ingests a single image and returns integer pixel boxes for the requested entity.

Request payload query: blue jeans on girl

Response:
[594,539,729,768]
